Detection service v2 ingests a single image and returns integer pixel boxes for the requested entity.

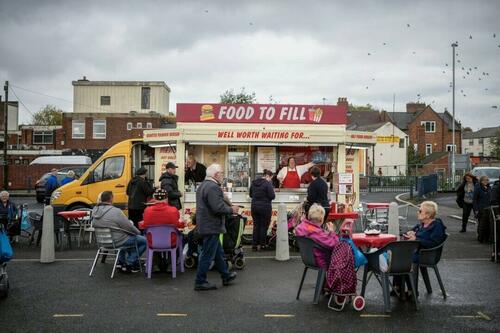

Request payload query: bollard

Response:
[388,202,400,239]
[275,203,290,261]
[40,205,55,263]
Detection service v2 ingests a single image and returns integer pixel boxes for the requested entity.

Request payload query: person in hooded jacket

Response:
[249,169,275,251]
[126,167,155,229]
[473,176,492,243]
[456,172,477,232]
[160,162,182,210]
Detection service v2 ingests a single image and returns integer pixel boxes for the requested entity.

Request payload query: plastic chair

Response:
[417,234,448,299]
[295,236,330,305]
[339,219,355,236]
[360,241,420,313]
[144,225,184,279]
[89,227,142,279]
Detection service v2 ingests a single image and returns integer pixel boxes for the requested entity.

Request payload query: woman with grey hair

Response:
[0,191,18,234]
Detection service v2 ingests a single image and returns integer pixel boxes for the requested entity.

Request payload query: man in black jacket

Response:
[126,167,155,228]
[185,155,207,184]
[306,166,330,221]
[194,163,239,291]
[160,162,182,210]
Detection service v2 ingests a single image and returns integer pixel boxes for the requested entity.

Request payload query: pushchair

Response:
[0,224,13,298]
[267,203,303,250]
[324,226,365,312]
[184,213,247,270]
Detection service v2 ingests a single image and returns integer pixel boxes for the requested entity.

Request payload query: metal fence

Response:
[360,176,417,193]
[417,174,438,197]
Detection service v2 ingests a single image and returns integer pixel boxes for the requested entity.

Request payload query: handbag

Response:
[342,237,367,268]
[0,227,13,262]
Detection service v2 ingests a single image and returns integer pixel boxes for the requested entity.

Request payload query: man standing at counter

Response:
[277,157,315,188]
[194,163,239,291]
[185,155,207,184]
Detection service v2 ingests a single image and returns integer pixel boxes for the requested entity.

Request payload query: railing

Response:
[360,176,417,193]
[417,174,438,197]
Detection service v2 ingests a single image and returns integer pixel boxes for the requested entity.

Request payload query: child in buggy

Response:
[184,212,247,270]
[266,202,304,250]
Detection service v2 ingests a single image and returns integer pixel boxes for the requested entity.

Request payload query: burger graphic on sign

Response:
[308,107,324,123]
[200,104,215,121]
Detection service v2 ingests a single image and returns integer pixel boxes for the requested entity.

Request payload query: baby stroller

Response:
[184,213,247,270]
[325,225,365,312]
[267,203,303,249]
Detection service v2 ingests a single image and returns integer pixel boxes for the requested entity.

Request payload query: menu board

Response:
[257,147,276,173]
[336,172,354,195]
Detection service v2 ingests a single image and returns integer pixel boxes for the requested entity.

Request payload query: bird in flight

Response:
[469,35,472,39]
[407,24,410,27]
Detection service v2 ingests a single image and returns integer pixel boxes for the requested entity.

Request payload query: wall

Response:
[368,123,408,176]
[462,137,494,157]
[73,84,169,115]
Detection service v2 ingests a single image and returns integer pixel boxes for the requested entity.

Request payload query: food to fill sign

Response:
[176,103,347,125]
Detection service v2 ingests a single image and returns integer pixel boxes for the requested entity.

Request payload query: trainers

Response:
[126,264,141,273]
[194,282,217,291]
[222,272,237,286]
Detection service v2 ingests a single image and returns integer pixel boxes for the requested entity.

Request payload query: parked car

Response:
[35,166,88,203]
[471,167,500,186]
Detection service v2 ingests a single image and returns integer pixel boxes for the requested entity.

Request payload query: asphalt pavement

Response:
[1,192,498,332]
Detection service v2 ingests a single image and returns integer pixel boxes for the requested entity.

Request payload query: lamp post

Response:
[451,42,458,186]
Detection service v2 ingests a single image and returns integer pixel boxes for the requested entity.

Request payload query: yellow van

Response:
[50,139,156,215]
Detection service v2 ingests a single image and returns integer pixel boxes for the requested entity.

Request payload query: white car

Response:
[471,167,500,186]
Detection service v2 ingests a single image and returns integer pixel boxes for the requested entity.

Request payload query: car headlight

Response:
[51,190,62,203]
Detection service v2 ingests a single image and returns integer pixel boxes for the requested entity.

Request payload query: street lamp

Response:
[451,42,458,186]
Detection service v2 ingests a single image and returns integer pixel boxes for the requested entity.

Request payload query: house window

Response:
[100,96,111,106]
[141,87,151,109]
[421,121,436,133]
[425,144,433,156]
[399,138,405,148]
[446,144,456,152]
[127,122,132,130]
[468,139,473,145]
[33,131,53,144]
[93,120,106,139]
[72,120,85,139]
[478,138,483,144]
[146,122,153,129]
[136,122,143,129]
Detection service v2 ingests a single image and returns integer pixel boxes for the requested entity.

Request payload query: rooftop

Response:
[463,126,500,139]
[72,79,171,91]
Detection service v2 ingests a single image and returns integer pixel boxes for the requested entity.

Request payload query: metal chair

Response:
[89,227,143,279]
[491,205,499,263]
[295,236,330,304]
[73,208,94,247]
[397,204,411,233]
[361,241,420,312]
[417,234,448,299]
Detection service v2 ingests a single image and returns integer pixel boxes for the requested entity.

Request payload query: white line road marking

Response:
[157,313,188,317]
[264,314,295,318]
[476,312,492,321]
[453,312,492,321]
[360,314,391,318]
[53,314,84,318]
[449,215,477,224]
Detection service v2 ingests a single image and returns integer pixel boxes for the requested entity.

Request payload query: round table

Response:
[352,233,397,249]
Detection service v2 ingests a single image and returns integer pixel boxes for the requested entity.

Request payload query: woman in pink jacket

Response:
[295,203,339,268]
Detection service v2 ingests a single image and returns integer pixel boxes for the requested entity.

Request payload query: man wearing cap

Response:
[126,167,155,228]
[160,162,182,210]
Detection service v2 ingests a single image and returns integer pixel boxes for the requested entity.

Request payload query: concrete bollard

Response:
[275,203,290,261]
[40,205,55,263]
[388,202,400,239]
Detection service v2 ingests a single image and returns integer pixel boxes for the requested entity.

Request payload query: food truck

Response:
[143,103,376,224]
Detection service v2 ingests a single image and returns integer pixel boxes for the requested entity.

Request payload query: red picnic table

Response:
[366,203,390,209]
[58,210,91,249]
[327,212,359,232]
[352,233,397,250]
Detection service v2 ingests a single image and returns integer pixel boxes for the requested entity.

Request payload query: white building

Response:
[72,77,170,115]
[462,126,500,157]
[357,122,408,176]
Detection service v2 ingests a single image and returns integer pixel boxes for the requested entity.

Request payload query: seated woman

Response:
[295,203,339,269]
[394,200,447,297]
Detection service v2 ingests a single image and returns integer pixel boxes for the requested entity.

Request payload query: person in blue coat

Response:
[60,170,76,186]
[44,168,59,205]
[249,169,275,251]
[0,191,18,234]
[473,176,492,243]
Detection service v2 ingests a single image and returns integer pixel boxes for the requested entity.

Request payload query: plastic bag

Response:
[379,251,391,272]
[21,209,30,231]
[342,237,367,268]
[0,227,13,262]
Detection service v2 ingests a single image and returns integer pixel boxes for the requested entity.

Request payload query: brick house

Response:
[385,103,461,157]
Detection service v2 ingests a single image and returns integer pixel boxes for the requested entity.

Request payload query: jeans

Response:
[195,234,230,285]
[118,235,147,266]
[128,209,144,230]
[461,203,473,231]
[251,206,272,247]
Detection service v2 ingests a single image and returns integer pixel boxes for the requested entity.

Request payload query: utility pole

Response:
[451,43,458,187]
[3,81,8,190]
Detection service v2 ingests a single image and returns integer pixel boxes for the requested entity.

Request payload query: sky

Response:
[0,0,499,130]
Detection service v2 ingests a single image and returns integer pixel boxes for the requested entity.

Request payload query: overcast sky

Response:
[0,0,499,130]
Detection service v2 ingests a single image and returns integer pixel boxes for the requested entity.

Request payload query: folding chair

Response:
[360,241,420,312]
[295,236,330,304]
[89,227,143,279]
[417,234,448,299]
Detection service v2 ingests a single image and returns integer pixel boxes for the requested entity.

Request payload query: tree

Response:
[490,131,500,159]
[348,103,380,113]
[407,144,423,175]
[31,105,63,126]
[220,87,257,104]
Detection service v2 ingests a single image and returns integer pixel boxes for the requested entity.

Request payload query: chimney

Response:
[337,97,348,108]
[406,102,426,114]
